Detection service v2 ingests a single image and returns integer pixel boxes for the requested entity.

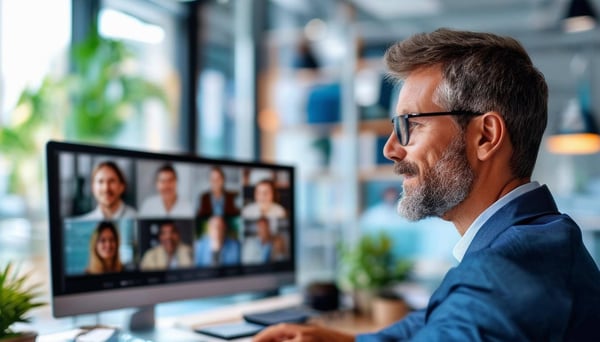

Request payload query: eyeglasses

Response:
[391,111,484,146]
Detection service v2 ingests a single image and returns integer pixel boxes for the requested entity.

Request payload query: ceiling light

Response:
[547,98,600,154]
[563,0,598,33]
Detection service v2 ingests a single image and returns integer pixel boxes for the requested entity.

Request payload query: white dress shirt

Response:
[76,202,137,220]
[452,181,541,262]
[138,195,194,218]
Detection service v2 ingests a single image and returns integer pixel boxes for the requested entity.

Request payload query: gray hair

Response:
[385,28,548,178]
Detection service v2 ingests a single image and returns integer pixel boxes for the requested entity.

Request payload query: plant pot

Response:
[372,295,410,326]
[1,331,37,342]
[352,289,375,316]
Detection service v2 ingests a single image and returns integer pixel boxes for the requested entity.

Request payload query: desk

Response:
[38,293,395,341]
[176,293,390,335]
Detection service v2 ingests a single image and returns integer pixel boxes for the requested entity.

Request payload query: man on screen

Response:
[253,28,600,341]
[242,217,287,264]
[140,221,193,270]
[139,163,194,218]
[194,216,241,266]
[78,161,136,220]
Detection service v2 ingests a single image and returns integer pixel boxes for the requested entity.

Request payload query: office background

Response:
[1,0,600,334]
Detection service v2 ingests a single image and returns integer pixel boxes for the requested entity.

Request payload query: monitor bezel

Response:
[46,140,296,318]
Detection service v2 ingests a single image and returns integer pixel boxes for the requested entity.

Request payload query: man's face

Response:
[383,66,475,221]
[257,220,271,242]
[92,166,125,209]
[156,170,177,199]
[208,217,226,243]
[159,224,179,255]
[96,228,117,260]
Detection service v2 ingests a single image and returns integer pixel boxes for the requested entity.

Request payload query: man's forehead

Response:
[396,67,443,113]
[95,167,119,179]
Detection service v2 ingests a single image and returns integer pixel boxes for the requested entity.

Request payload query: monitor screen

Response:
[46,141,295,320]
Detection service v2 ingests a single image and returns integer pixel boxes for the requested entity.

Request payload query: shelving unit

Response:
[257,13,399,284]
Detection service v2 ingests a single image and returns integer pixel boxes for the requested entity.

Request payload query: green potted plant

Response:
[0,25,166,209]
[0,262,45,342]
[65,26,167,142]
[338,232,412,316]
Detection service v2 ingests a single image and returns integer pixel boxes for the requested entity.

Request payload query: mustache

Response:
[394,162,419,176]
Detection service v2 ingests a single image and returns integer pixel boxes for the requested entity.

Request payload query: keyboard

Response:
[242,307,314,326]
[194,322,265,340]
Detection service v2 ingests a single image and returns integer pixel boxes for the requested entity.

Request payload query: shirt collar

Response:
[97,201,126,219]
[452,181,541,262]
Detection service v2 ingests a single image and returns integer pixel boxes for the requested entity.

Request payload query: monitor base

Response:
[129,305,156,331]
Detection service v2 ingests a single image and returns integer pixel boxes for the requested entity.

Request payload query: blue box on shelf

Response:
[306,83,341,124]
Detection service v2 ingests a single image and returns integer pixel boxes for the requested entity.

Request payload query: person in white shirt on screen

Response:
[78,161,136,220]
[140,221,193,270]
[139,164,194,218]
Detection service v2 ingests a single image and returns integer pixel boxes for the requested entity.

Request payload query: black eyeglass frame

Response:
[391,111,484,146]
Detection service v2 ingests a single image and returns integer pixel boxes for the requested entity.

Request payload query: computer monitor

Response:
[46,141,295,329]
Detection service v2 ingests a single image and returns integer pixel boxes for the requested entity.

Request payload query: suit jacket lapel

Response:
[464,185,560,257]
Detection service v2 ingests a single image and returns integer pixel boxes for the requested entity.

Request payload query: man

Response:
[243,217,287,263]
[254,29,600,341]
[140,221,193,270]
[139,163,194,217]
[194,216,241,266]
[78,161,136,220]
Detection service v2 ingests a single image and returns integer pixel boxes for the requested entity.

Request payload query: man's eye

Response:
[408,121,420,130]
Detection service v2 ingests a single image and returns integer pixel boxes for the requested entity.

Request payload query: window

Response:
[98,0,189,152]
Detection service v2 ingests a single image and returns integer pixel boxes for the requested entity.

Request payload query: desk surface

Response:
[38,293,394,341]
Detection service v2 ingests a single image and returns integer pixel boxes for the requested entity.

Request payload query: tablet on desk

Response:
[195,322,265,340]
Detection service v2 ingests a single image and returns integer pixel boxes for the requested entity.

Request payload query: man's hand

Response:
[252,323,354,342]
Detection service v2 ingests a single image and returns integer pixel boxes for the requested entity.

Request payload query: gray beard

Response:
[396,138,474,221]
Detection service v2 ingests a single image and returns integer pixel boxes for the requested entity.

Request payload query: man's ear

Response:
[472,112,506,161]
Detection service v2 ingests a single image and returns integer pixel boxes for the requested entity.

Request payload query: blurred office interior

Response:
[1,0,600,335]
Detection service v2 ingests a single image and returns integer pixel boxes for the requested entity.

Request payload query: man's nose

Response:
[383,131,407,162]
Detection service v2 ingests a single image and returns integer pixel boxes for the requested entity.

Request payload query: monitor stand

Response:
[123,305,207,341]
[129,305,155,331]
[71,305,207,341]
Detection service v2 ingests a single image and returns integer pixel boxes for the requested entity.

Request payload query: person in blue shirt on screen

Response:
[242,217,287,264]
[195,215,241,266]
[253,28,600,342]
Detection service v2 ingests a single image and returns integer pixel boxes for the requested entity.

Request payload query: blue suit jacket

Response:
[194,237,241,266]
[358,185,600,341]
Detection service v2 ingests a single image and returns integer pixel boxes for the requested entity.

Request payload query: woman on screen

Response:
[86,221,123,274]
[241,179,286,220]
[197,166,240,217]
